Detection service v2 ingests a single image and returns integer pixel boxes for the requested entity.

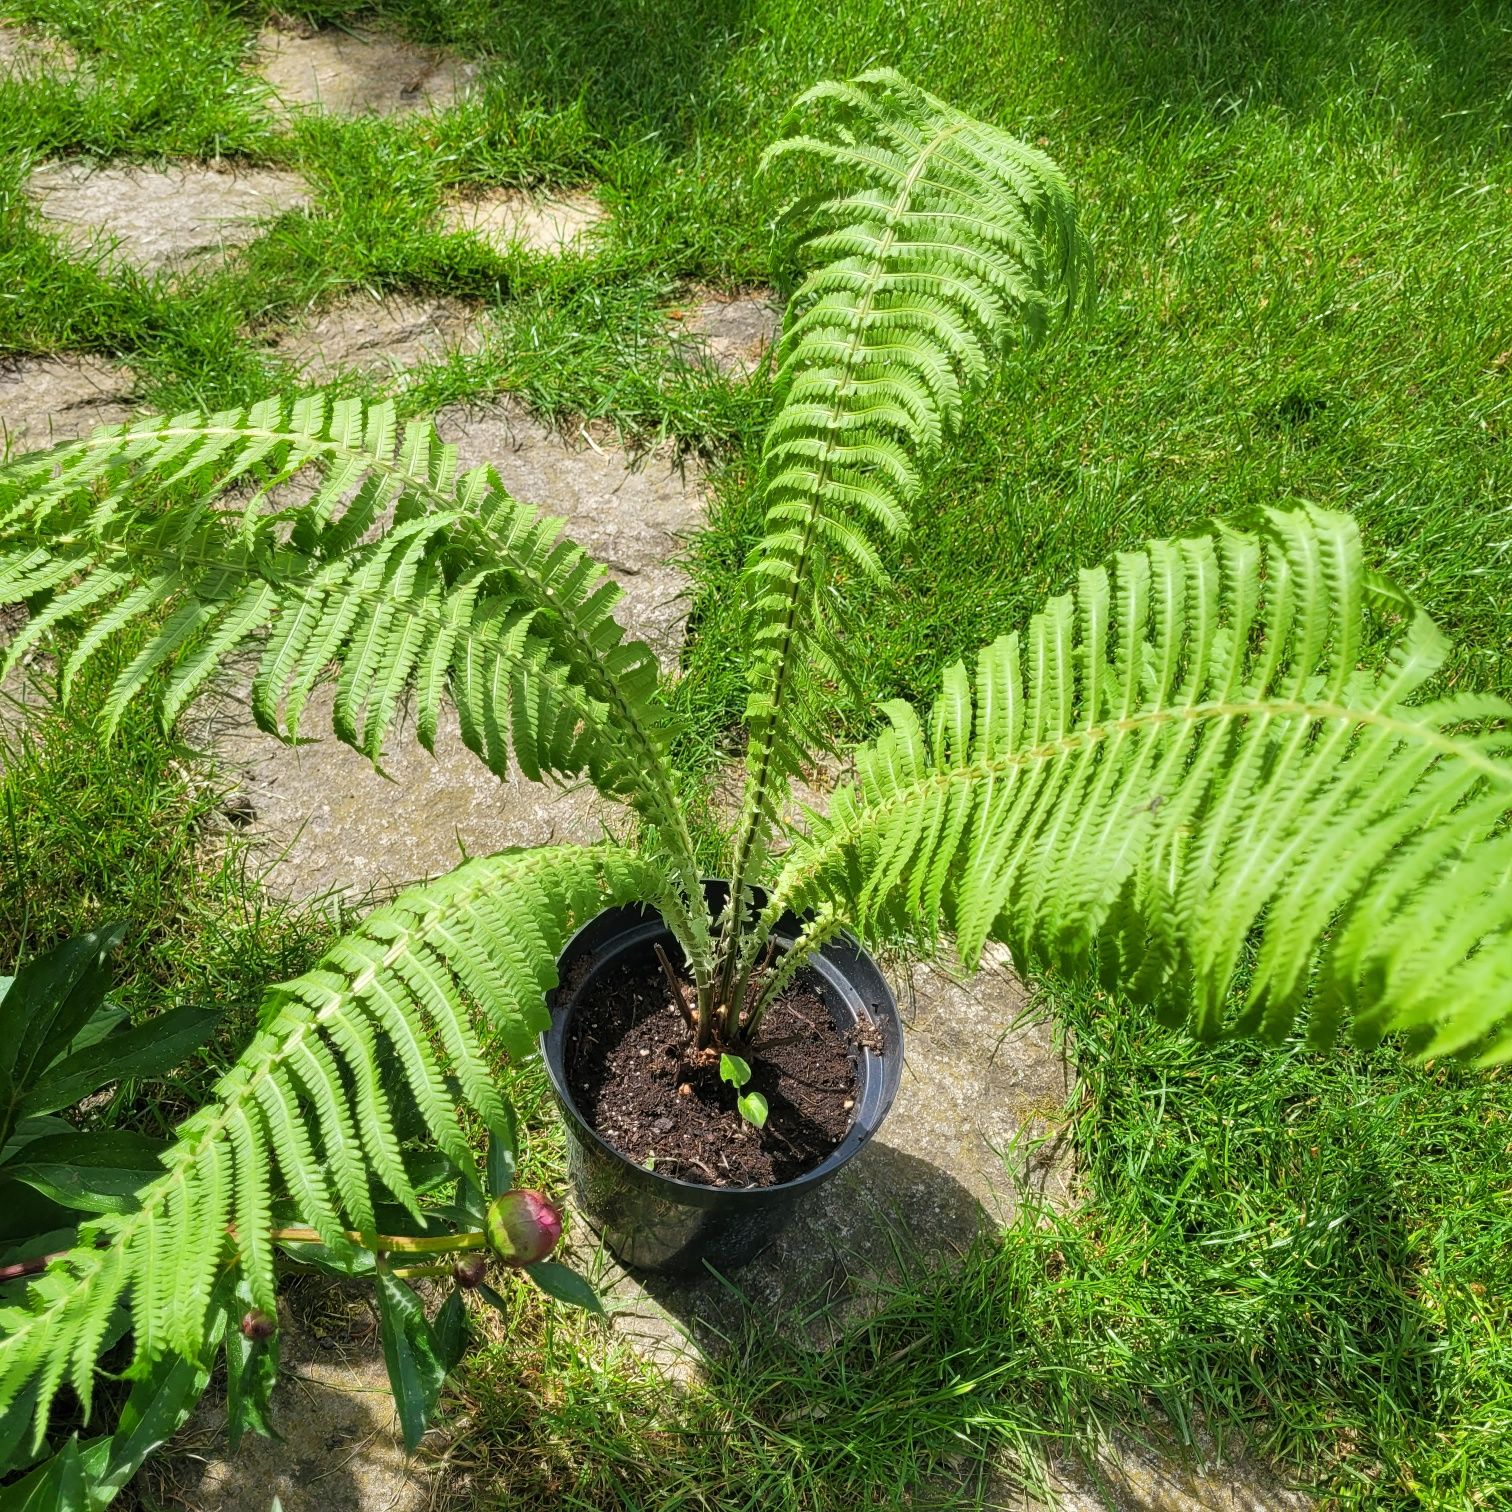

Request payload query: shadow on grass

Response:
[1056,0,1511,149]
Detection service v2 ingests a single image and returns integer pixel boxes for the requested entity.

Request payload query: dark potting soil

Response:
[565,949,861,1188]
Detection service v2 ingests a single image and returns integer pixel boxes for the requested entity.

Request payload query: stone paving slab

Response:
[196,679,623,907]
[434,400,703,664]
[669,289,782,376]
[269,293,488,381]
[0,354,135,454]
[0,19,77,74]
[253,22,477,119]
[25,162,311,278]
[441,189,606,256]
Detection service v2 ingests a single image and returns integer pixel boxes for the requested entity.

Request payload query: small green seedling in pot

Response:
[720,1054,769,1129]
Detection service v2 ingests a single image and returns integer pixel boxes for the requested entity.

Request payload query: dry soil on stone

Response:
[25,162,311,278]
[0,355,134,454]
[270,293,487,381]
[441,189,606,256]
[253,22,476,118]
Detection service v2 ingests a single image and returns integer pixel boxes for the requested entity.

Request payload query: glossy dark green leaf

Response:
[3,926,123,1089]
[272,1235,374,1277]
[485,1127,516,1198]
[76,1336,220,1503]
[524,1261,604,1316]
[485,1094,518,1192]
[0,1380,40,1478]
[20,1005,219,1118]
[5,1131,168,1214]
[475,1282,511,1319]
[0,1431,86,1511]
[434,1289,468,1372]
[375,1267,445,1453]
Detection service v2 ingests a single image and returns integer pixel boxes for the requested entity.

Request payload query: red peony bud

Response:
[240,1308,276,1341]
[452,1253,488,1289]
[484,1189,562,1266]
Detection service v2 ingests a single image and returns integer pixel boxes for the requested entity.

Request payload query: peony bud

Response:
[240,1309,276,1342]
[484,1189,562,1266]
[452,1253,488,1289]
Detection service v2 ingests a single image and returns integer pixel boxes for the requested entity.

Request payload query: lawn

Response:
[2,0,1510,1507]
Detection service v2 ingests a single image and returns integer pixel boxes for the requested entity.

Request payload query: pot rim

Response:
[539,892,902,1205]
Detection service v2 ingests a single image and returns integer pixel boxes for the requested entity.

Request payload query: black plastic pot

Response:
[540,882,902,1275]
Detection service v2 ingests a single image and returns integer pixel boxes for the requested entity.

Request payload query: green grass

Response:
[2,0,1511,1506]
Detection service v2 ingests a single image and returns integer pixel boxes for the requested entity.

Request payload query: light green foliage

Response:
[770,507,1512,1062]
[718,1053,752,1089]
[0,846,665,1440]
[0,394,681,839]
[0,60,1508,1481]
[719,67,1087,1006]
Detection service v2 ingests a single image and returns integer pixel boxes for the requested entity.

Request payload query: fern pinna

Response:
[0,68,1509,1475]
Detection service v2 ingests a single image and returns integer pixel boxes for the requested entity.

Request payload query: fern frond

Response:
[722,70,1088,986]
[0,845,669,1441]
[767,507,1512,1061]
[0,392,714,977]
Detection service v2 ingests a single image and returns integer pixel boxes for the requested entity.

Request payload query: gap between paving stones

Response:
[25,162,311,279]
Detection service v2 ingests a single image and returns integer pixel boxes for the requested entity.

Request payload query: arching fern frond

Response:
[0,395,691,864]
[0,844,669,1443]
[720,70,1088,999]
[0,392,714,976]
[766,507,1512,1061]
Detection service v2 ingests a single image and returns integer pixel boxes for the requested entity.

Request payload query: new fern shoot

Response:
[1,68,1509,1490]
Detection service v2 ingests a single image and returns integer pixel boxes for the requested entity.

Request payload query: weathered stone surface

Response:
[196,679,623,906]
[999,1430,1313,1511]
[670,290,782,376]
[253,22,476,118]
[270,293,487,381]
[25,162,310,277]
[433,400,704,664]
[571,943,1074,1373]
[158,1280,440,1512]
[0,20,76,74]
[0,354,134,454]
[441,189,606,256]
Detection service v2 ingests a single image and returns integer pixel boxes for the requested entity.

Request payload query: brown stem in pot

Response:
[655,942,696,1035]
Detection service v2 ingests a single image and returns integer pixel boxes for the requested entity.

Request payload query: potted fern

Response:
[1,69,1509,1485]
